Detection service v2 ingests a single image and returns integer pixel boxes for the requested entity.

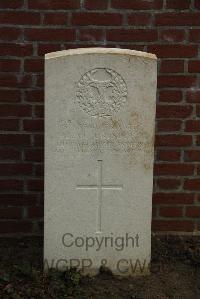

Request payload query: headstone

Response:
[44,48,157,276]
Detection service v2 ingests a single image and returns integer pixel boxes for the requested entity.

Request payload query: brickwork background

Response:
[0,0,200,235]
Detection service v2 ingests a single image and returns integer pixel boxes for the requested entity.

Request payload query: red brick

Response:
[27,179,44,191]
[0,105,31,117]
[160,29,185,42]
[166,0,190,9]
[184,179,200,191]
[0,119,19,131]
[34,106,44,118]
[43,13,68,25]
[0,194,36,206]
[0,59,21,72]
[85,0,108,9]
[0,148,20,160]
[38,221,44,232]
[0,163,32,176]
[157,120,182,132]
[107,29,157,42]
[189,30,200,42]
[152,207,157,217]
[111,0,162,9]
[0,74,17,87]
[156,105,192,118]
[0,180,23,191]
[63,44,89,50]
[0,43,33,57]
[0,1,23,8]
[25,90,44,102]
[154,163,194,176]
[155,135,192,147]
[184,150,200,162]
[0,134,30,146]
[0,221,32,234]
[188,61,200,73]
[157,179,181,190]
[160,60,184,73]
[37,44,61,56]
[24,58,44,73]
[79,29,104,41]
[186,207,200,218]
[28,206,43,218]
[23,119,44,132]
[158,76,197,88]
[153,193,194,204]
[35,164,44,176]
[152,220,194,232]
[25,149,44,162]
[0,90,21,103]
[65,43,111,50]
[33,134,44,146]
[36,75,44,87]
[0,207,22,219]
[128,13,152,26]
[185,120,200,132]
[159,90,182,103]
[197,136,200,146]
[156,13,200,26]
[28,0,80,9]
[25,28,75,42]
[157,150,181,161]
[197,105,200,117]
[159,207,183,218]
[194,195,200,202]
[0,12,40,25]
[195,0,200,9]
[17,75,32,88]
[0,28,22,41]
[186,90,200,103]
[72,13,123,26]
[148,45,197,58]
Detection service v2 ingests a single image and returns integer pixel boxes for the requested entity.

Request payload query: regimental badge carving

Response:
[76,68,128,117]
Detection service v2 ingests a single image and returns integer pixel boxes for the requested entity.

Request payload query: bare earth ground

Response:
[0,235,199,298]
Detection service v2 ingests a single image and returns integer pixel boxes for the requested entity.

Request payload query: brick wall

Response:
[0,0,200,235]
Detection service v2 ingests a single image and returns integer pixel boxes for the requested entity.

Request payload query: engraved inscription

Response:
[76,68,128,117]
[55,117,154,167]
[76,160,123,232]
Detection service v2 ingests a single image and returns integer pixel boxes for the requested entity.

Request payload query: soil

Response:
[0,235,199,298]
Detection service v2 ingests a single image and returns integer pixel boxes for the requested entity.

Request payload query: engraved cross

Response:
[76,160,123,233]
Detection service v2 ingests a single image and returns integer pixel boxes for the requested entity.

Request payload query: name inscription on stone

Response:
[55,117,153,161]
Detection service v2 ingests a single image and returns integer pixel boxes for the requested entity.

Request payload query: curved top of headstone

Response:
[45,47,157,60]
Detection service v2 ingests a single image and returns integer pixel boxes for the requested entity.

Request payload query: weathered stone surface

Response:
[44,48,157,276]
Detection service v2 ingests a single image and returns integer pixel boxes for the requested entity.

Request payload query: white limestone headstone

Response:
[44,48,157,276]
